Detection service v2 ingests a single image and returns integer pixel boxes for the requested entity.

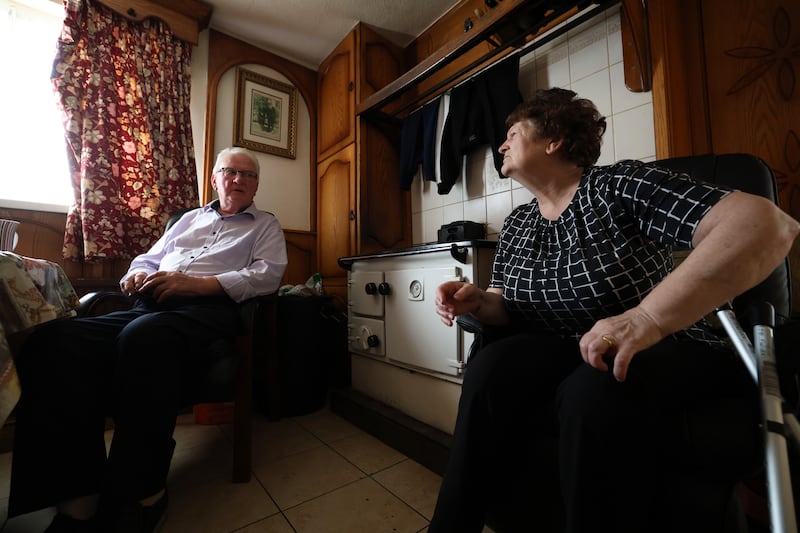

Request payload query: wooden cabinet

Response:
[316,24,411,302]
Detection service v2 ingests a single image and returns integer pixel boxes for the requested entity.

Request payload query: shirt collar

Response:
[203,199,258,218]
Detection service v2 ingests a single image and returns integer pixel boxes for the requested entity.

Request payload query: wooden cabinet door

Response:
[317,31,355,161]
[358,24,406,103]
[357,118,411,254]
[317,144,356,284]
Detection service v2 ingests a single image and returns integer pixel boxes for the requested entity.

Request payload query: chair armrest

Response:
[456,313,523,364]
[456,313,485,335]
[78,291,134,317]
[237,293,278,335]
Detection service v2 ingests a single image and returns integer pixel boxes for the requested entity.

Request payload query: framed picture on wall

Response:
[234,67,298,159]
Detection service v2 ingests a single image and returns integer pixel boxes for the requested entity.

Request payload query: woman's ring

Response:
[601,335,616,349]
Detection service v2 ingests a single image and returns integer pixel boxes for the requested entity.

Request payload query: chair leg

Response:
[232,341,253,483]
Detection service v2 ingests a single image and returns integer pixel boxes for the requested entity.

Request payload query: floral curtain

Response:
[52,0,199,262]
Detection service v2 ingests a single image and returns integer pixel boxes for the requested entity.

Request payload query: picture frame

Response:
[233,68,298,159]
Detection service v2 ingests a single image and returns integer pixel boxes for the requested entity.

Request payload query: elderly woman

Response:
[430,88,799,532]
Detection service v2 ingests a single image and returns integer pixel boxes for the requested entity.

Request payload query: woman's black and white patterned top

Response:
[490,159,732,347]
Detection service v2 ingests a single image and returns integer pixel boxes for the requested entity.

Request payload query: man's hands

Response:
[120,272,148,296]
[579,306,665,382]
[120,271,223,302]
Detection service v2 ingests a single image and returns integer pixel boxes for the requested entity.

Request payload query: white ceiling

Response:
[202,0,461,69]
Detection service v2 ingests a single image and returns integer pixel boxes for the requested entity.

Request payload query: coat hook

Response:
[463,17,473,32]
[127,8,137,17]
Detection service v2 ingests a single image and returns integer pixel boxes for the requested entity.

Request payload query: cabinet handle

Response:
[348,81,354,92]
[348,210,355,221]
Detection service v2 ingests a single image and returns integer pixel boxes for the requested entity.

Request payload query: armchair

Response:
[457,153,797,532]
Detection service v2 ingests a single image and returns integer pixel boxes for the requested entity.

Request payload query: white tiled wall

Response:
[410,5,656,243]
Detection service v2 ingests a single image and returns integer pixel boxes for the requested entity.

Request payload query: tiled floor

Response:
[0,406,447,532]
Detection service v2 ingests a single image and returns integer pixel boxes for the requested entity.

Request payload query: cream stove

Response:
[339,241,496,434]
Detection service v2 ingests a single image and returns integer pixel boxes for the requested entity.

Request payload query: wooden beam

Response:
[96,0,212,45]
[620,0,651,92]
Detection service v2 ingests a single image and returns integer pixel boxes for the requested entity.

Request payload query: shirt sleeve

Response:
[610,160,733,249]
[120,230,171,283]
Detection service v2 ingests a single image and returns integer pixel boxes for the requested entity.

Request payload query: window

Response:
[0,0,72,211]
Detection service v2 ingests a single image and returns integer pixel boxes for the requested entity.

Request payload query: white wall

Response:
[189,33,313,232]
[410,5,656,244]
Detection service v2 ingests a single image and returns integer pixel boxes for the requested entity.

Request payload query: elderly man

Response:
[9,147,287,533]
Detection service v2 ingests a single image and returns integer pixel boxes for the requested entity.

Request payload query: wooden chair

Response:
[78,290,279,483]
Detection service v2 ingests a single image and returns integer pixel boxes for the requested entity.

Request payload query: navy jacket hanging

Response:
[438,56,522,195]
[399,98,441,190]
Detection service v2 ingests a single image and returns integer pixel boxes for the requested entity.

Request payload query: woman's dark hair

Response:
[506,88,607,167]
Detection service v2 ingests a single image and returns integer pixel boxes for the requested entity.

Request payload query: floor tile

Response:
[248,417,324,467]
[292,409,363,444]
[3,507,56,532]
[161,476,279,533]
[235,512,295,532]
[327,431,406,475]
[167,435,233,489]
[372,459,442,520]
[172,414,229,453]
[284,477,427,533]
[254,445,364,510]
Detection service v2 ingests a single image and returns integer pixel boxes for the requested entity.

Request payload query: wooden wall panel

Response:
[0,207,128,296]
[700,0,800,311]
[648,0,800,314]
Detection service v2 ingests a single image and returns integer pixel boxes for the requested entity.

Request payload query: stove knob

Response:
[364,282,377,295]
[367,335,380,348]
[378,282,391,295]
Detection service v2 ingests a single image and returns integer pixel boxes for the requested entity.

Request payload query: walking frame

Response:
[717,302,799,533]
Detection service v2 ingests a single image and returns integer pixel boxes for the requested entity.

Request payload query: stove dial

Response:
[409,279,423,300]
[359,325,380,350]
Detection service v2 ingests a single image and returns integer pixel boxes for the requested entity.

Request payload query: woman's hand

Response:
[579,306,665,382]
[435,282,483,327]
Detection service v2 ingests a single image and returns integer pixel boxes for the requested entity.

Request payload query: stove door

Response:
[384,266,464,376]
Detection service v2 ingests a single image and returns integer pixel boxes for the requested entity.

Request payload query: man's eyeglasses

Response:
[216,167,258,180]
